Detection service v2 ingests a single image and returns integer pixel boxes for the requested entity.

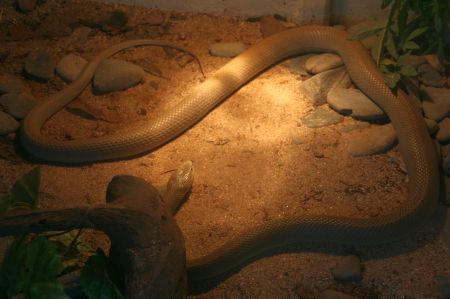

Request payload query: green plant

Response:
[0,168,123,299]
[349,0,450,91]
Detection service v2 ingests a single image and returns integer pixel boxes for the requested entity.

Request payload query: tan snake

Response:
[21,26,440,283]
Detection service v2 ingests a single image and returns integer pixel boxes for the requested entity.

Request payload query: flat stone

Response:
[422,87,450,121]
[424,54,444,72]
[24,50,56,81]
[332,255,362,283]
[348,124,397,156]
[435,275,450,299]
[305,53,343,74]
[318,289,357,299]
[16,0,37,12]
[301,106,344,128]
[93,59,145,95]
[327,87,386,121]
[436,118,450,143]
[424,118,438,135]
[0,111,20,135]
[337,120,370,133]
[406,55,426,68]
[0,74,25,94]
[56,54,88,82]
[300,66,352,106]
[418,64,446,87]
[287,54,315,78]
[208,42,247,58]
[260,15,286,38]
[0,93,36,119]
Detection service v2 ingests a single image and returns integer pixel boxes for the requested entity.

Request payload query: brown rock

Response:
[16,0,37,12]
[424,54,445,72]
[260,15,286,38]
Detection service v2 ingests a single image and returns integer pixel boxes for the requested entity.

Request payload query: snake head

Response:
[167,160,194,197]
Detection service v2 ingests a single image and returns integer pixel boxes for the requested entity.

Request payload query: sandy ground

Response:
[0,1,449,298]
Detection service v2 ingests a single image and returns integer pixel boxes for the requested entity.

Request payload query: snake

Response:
[20,26,440,284]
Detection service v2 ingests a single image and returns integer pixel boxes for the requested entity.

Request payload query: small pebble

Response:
[24,50,56,81]
[0,111,20,135]
[208,42,247,58]
[332,255,363,283]
[0,74,25,95]
[0,93,35,119]
[56,54,88,82]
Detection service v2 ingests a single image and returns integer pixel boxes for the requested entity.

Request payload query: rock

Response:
[337,120,370,133]
[0,111,20,135]
[300,66,352,106]
[422,87,450,121]
[424,54,445,72]
[305,53,343,74]
[348,124,397,156]
[208,42,247,58]
[0,74,25,94]
[332,255,362,283]
[418,64,446,87]
[424,118,438,135]
[56,54,88,82]
[16,0,37,12]
[260,15,286,38]
[24,50,56,81]
[436,118,450,143]
[0,93,36,119]
[406,55,426,68]
[287,54,315,78]
[93,59,145,95]
[435,275,450,299]
[327,87,386,121]
[289,130,304,145]
[300,106,344,128]
[317,289,357,299]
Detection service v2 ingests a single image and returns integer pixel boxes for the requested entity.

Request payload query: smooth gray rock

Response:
[422,87,450,121]
[301,106,344,128]
[435,275,450,299]
[0,74,25,94]
[0,111,19,135]
[287,54,315,77]
[332,255,362,283]
[305,53,343,74]
[436,118,450,143]
[93,59,145,94]
[300,66,352,106]
[56,54,88,82]
[208,42,246,58]
[317,289,357,299]
[24,50,56,81]
[348,124,397,156]
[418,64,446,87]
[0,93,35,119]
[337,120,370,133]
[327,87,386,121]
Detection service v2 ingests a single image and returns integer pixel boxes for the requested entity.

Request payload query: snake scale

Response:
[21,26,440,283]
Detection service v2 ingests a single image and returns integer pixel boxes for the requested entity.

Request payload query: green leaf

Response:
[400,64,418,76]
[371,34,383,63]
[348,21,386,40]
[0,167,40,213]
[80,249,124,299]
[0,236,64,297]
[406,27,429,41]
[384,72,401,88]
[386,31,399,59]
[381,0,394,9]
[28,282,70,299]
[402,41,420,51]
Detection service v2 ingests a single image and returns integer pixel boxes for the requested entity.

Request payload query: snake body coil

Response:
[21,26,440,282]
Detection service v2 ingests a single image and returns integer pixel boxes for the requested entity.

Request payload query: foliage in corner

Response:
[0,168,124,298]
[349,0,450,91]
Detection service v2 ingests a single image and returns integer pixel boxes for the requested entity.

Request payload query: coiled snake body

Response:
[21,26,440,282]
